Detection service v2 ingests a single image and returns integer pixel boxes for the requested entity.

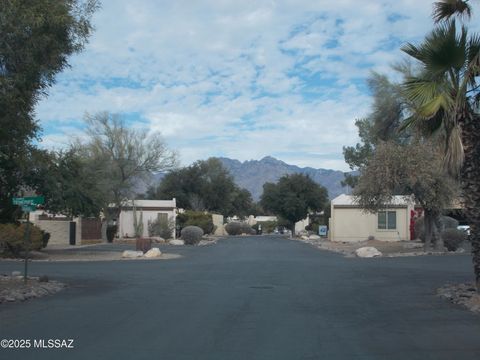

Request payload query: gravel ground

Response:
[0,247,182,262]
[294,236,470,257]
[437,283,480,314]
[0,274,65,303]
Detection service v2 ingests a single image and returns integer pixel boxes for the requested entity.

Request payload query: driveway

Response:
[0,235,479,360]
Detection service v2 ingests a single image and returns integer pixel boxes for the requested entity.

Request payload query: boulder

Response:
[144,248,162,258]
[122,250,144,258]
[355,247,382,258]
[169,239,185,246]
[301,235,310,240]
[309,235,321,240]
[11,271,21,277]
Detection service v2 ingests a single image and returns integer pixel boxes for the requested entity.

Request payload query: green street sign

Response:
[12,196,45,206]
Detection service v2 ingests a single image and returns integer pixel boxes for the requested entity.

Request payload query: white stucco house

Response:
[329,194,416,243]
[246,215,310,234]
[116,199,177,239]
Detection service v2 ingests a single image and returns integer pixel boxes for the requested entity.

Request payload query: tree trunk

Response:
[101,219,107,242]
[424,209,434,251]
[460,114,480,292]
[433,212,444,251]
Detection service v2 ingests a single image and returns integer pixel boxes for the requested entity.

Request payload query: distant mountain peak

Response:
[259,155,279,162]
[216,156,350,201]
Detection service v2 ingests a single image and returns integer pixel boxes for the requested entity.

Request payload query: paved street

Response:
[1,235,479,360]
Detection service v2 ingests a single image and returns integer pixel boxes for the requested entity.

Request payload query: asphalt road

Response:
[1,235,479,360]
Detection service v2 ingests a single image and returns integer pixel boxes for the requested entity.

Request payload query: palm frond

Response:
[473,92,480,109]
[403,77,454,117]
[417,111,445,136]
[465,32,480,88]
[401,21,467,76]
[421,95,453,117]
[444,124,464,174]
[398,115,417,132]
[433,0,472,23]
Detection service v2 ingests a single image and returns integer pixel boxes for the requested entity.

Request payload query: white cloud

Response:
[36,0,477,171]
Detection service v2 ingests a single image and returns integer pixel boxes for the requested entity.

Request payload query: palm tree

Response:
[433,0,472,23]
[401,3,480,291]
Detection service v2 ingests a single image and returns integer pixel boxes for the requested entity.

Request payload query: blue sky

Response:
[35,0,476,171]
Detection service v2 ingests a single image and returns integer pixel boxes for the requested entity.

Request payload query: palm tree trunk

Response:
[460,114,480,292]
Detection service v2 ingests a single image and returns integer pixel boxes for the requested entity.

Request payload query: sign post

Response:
[12,196,45,283]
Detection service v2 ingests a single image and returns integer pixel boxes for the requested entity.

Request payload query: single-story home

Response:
[329,194,416,242]
[246,215,310,235]
[29,212,102,246]
[116,199,177,239]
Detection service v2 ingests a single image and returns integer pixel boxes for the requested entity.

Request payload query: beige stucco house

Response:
[329,194,415,242]
[117,199,177,239]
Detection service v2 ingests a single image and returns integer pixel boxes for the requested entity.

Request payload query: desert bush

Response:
[414,216,459,241]
[181,225,204,245]
[242,223,256,235]
[176,211,216,235]
[0,223,48,257]
[225,222,254,235]
[225,222,242,235]
[148,216,175,239]
[441,228,467,251]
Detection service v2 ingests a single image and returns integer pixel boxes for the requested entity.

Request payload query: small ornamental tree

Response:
[354,141,459,250]
[260,174,328,236]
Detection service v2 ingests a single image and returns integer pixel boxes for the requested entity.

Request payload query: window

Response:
[158,213,168,222]
[378,211,396,230]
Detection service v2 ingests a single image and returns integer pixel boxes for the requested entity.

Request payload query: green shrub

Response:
[414,216,459,241]
[305,223,319,234]
[181,225,204,245]
[176,211,216,235]
[225,222,254,235]
[225,222,242,235]
[252,221,277,234]
[148,216,175,239]
[441,228,467,251]
[0,223,48,257]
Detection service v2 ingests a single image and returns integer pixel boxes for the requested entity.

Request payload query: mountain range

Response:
[140,156,352,201]
[216,156,351,201]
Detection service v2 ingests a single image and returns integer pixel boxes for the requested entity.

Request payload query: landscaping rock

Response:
[169,239,185,246]
[438,283,480,314]
[144,248,162,258]
[355,247,382,258]
[11,271,21,277]
[309,235,321,240]
[0,276,65,304]
[121,250,144,258]
[301,235,310,240]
